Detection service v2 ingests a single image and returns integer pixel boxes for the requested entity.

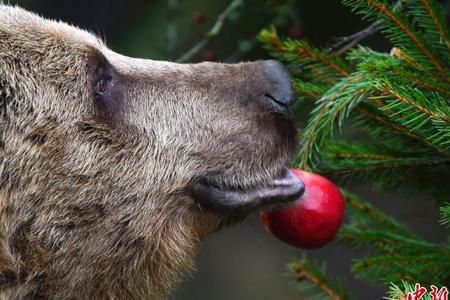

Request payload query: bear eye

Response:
[94,78,110,95]
[89,50,123,119]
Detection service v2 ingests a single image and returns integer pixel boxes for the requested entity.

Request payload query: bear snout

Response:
[260,60,295,118]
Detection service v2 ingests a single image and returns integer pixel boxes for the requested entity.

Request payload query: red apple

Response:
[260,169,345,249]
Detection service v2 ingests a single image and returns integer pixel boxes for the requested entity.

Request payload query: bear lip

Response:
[190,169,305,214]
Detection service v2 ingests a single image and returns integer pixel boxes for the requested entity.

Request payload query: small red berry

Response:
[289,25,304,39]
[260,169,345,249]
[193,11,206,25]
[201,50,217,61]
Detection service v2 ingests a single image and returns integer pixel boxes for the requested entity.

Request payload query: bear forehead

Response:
[0,5,104,51]
[0,5,197,77]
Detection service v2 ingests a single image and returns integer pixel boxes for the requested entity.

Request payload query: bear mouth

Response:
[190,168,305,214]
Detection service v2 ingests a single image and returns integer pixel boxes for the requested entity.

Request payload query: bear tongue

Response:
[190,169,305,214]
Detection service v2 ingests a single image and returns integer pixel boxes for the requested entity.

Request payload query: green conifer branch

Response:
[352,254,450,286]
[375,81,450,125]
[392,69,450,96]
[342,0,448,76]
[260,0,450,295]
[338,228,450,285]
[295,41,350,77]
[322,143,449,172]
[338,190,450,285]
[370,81,450,153]
[289,258,354,300]
[297,74,371,169]
[353,47,450,95]
[295,44,450,169]
[292,79,327,99]
[390,46,432,74]
[318,140,450,198]
[258,27,288,59]
[419,0,450,48]
[325,157,450,173]
[355,105,447,155]
[406,0,450,62]
[440,203,450,227]
[259,28,353,86]
[342,190,415,238]
[338,229,450,257]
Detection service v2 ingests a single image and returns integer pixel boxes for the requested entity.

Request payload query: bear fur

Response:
[0,5,298,299]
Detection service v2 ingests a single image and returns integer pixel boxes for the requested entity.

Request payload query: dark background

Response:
[6,1,449,299]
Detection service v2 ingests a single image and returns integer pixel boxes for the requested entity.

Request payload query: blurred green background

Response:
[6,1,449,299]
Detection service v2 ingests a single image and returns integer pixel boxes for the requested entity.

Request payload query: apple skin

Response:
[260,169,345,249]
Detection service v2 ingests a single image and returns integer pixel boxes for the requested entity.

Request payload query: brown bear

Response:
[0,5,304,299]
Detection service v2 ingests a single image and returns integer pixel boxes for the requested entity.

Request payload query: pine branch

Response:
[390,46,431,73]
[339,228,450,258]
[317,140,450,199]
[261,0,450,293]
[298,43,350,77]
[337,186,450,286]
[297,74,371,169]
[259,26,284,54]
[289,258,354,300]
[297,48,445,163]
[422,0,450,49]
[259,28,353,85]
[353,47,450,96]
[352,254,450,285]
[440,203,450,228]
[334,51,450,156]
[292,79,328,99]
[338,228,450,285]
[392,68,450,96]
[342,190,416,238]
[371,80,450,153]
[371,0,443,74]
[322,142,450,172]
[355,105,447,155]
[342,0,448,76]
[419,0,450,48]
[296,43,450,169]
[405,0,450,63]
[379,82,450,124]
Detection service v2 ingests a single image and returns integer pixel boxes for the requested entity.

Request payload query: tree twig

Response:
[330,22,381,55]
[330,0,403,55]
[294,266,343,300]
[176,0,244,63]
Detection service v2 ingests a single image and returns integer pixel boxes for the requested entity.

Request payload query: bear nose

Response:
[261,60,295,114]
